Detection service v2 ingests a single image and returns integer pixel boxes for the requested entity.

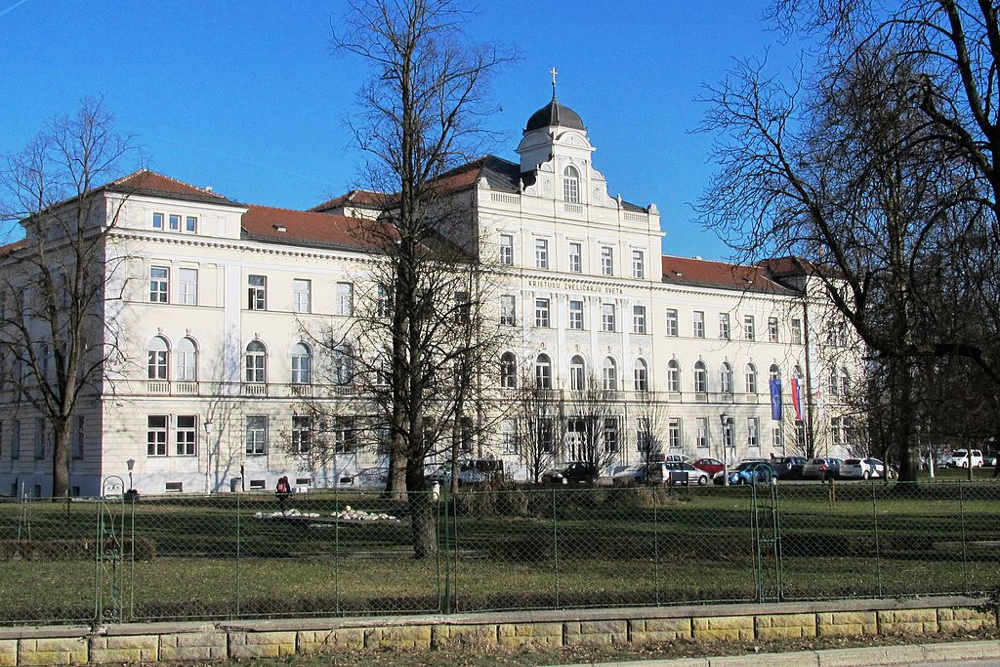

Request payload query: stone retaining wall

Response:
[0,596,995,665]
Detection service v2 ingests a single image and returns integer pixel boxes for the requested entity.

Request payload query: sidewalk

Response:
[556,639,1000,666]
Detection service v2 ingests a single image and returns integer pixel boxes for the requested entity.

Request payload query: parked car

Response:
[839,457,887,479]
[714,461,776,486]
[771,456,807,480]
[693,457,725,476]
[801,457,842,480]
[613,462,667,485]
[541,462,598,485]
[947,449,984,468]
[425,462,486,486]
[663,461,711,485]
[663,454,689,463]
[985,451,998,467]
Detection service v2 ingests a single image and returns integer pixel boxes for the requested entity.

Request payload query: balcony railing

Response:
[243,383,268,397]
[147,381,169,394]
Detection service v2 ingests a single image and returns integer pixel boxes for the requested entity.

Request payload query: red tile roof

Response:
[0,239,27,258]
[241,205,394,251]
[107,170,239,205]
[309,189,388,213]
[661,255,797,295]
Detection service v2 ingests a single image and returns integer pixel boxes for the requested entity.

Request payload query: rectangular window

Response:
[248,275,267,310]
[535,239,549,269]
[292,279,311,313]
[10,420,19,460]
[147,416,167,457]
[72,416,84,460]
[602,303,616,332]
[534,298,550,328]
[152,212,164,230]
[696,417,709,450]
[499,234,514,265]
[185,216,198,233]
[569,299,584,329]
[33,418,44,459]
[178,268,198,305]
[636,417,651,452]
[632,249,644,278]
[601,246,614,275]
[831,416,842,446]
[791,318,802,345]
[772,424,784,451]
[537,418,554,452]
[747,417,759,448]
[768,317,779,343]
[335,416,357,453]
[150,266,169,303]
[168,214,181,231]
[454,291,470,324]
[500,294,516,326]
[176,415,197,456]
[720,313,731,340]
[292,415,312,453]
[668,418,682,449]
[603,418,619,453]
[337,282,354,316]
[569,242,582,272]
[245,416,267,456]
[744,315,755,340]
[377,284,392,318]
[665,309,678,336]
[633,305,647,334]
[693,311,705,338]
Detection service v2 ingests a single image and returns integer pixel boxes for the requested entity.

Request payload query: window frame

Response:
[665,308,679,337]
[245,415,268,456]
[568,242,582,272]
[744,315,755,340]
[563,165,580,203]
[147,415,168,457]
[178,267,198,306]
[535,238,549,269]
[499,294,517,326]
[631,249,644,279]
[720,313,731,340]
[149,266,169,304]
[534,297,550,328]
[293,279,312,314]
[245,341,267,383]
[600,246,614,276]
[248,275,267,310]
[569,299,584,330]
[693,311,705,338]
[601,303,616,332]
[176,415,197,456]
[633,305,647,334]
[499,234,514,265]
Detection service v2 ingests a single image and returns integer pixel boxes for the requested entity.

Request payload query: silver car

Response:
[840,457,886,479]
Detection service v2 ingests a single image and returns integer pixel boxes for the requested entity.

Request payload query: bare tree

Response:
[565,376,625,474]
[632,389,671,469]
[508,367,559,484]
[0,99,136,498]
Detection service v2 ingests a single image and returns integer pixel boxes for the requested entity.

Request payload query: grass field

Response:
[1,480,998,625]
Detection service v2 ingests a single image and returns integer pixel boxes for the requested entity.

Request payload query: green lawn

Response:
[1,482,999,625]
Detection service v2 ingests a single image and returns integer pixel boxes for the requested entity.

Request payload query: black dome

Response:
[525,99,585,132]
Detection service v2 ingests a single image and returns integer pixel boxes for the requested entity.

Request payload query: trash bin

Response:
[669,470,689,485]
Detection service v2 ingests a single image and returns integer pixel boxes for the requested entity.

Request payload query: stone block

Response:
[816,611,878,637]
[89,634,158,664]
[564,620,628,646]
[159,630,228,661]
[692,615,754,641]
[18,637,88,666]
[630,617,693,644]
[0,640,16,667]
[756,613,817,639]
[229,631,297,659]
[298,628,365,654]
[878,608,938,634]
[433,624,497,649]
[938,607,996,632]
[364,625,432,649]
[497,622,563,648]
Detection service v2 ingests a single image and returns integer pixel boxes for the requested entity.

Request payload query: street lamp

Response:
[720,413,730,487]
[126,458,135,491]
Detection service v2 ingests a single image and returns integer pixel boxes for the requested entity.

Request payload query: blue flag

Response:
[769,379,782,421]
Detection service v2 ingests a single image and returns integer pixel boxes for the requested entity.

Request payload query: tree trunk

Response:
[51,418,71,499]
[406,458,437,559]
[387,426,407,500]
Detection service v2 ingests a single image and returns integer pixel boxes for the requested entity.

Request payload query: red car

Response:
[693,457,725,476]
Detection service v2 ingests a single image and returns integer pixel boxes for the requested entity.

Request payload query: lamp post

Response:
[720,413,730,487]
[126,458,135,491]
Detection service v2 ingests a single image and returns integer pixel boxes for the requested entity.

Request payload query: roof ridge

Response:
[111,168,229,199]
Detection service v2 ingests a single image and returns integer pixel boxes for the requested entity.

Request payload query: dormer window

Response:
[563,166,580,203]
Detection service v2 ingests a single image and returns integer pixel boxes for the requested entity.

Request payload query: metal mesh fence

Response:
[3,480,1000,625]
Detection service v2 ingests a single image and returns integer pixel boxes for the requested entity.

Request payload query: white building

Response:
[0,94,857,497]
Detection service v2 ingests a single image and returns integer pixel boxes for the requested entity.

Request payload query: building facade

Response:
[0,96,857,497]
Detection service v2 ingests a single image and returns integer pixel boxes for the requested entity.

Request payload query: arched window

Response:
[535,354,552,389]
[500,352,517,389]
[667,359,681,392]
[570,355,586,391]
[176,337,197,381]
[245,341,266,383]
[334,344,354,385]
[769,364,780,381]
[291,342,312,384]
[720,362,733,393]
[563,165,580,203]
[603,357,617,391]
[634,358,648,392]
[147,336,169,380]
[694,360,707,392]
[745,363,758,393]
[840,367,850,395]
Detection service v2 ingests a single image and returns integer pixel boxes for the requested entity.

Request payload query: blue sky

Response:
[0,0,799,261]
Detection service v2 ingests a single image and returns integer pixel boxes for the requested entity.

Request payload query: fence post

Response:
[871,476,882,598]
[959,480,970,595]
[334,487,340,616]
[452,492,459,612]
[653,485,660,606]
[442,492,451,614]
[234,492,241,619]
[552,486,559,608]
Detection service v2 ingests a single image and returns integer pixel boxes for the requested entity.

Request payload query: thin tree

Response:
[565,375,625,474]
[509,366,559,484]
[0,99,136,498]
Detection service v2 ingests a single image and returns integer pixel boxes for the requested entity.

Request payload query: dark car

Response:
[541,462,598,485]
[801,457,843,480]
[715,461,776,486]
[771,456,807,480]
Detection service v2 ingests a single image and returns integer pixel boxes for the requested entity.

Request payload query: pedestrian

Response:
[275,475,291,513]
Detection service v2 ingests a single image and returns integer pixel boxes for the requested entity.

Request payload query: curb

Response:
[554,639,1000,666]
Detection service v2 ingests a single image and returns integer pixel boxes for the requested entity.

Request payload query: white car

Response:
[948,449,984,468]
[839,457,886,480]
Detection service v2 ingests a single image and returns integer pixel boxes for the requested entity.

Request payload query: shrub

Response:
[0,537,156,561]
